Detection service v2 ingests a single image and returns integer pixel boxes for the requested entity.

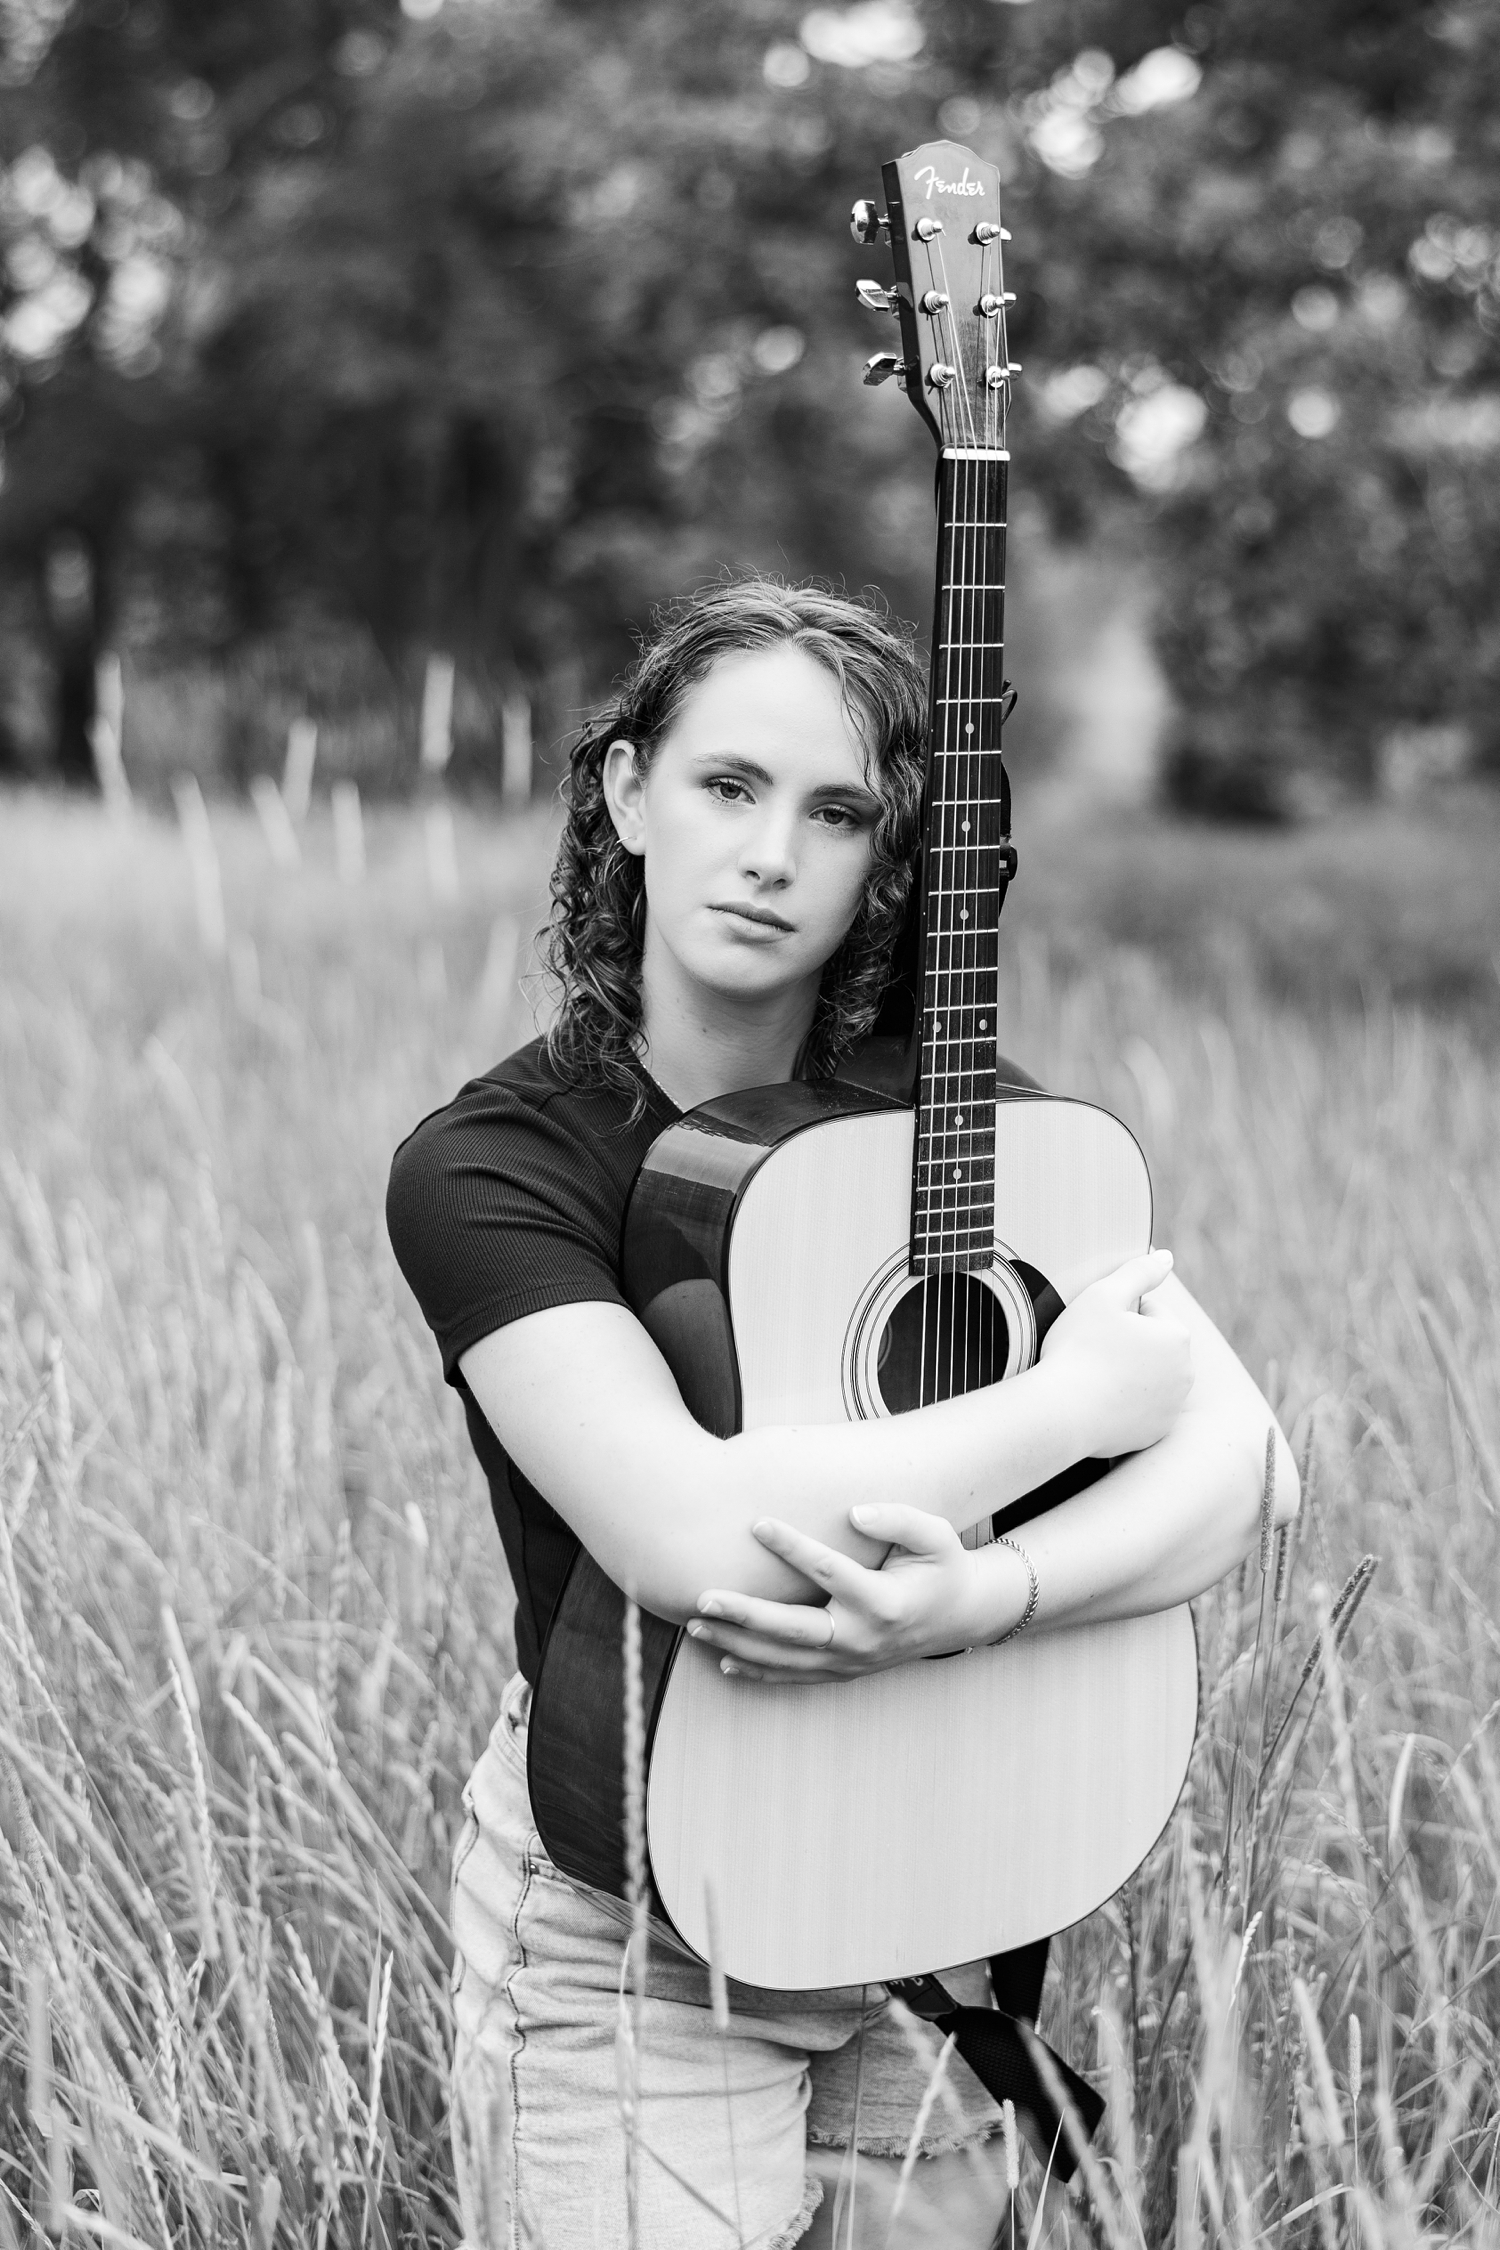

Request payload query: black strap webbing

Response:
[886,1938,1103,2187]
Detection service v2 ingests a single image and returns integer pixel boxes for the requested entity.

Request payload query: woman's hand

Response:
[1039,1247,1192,1461]
[686,1504,994,1684]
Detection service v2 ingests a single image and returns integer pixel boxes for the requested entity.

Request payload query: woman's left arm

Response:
[689,1273,1300,1682]
[1012,1272,1300,1629]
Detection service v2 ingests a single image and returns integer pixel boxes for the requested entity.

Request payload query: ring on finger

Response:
[818,1610,836,1650]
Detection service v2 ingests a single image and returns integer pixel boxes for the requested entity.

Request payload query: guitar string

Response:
[943,231,980,1319]
[979,230,994,1358]
[953,449,975,1400]
[929,466,1008,1234]
[950,449,968,1404]
[918,216,1013,1398]
[946,447,960,1402]
[992,206,1011,1385]
[963,450,982,1396]
[928,234,976,453]
[931,226,971,1405]
[936,423,959,1406]
[930,454,960,1387]
[962,437,981,1405]
[927,458,1011,1372]
[952,446,976,1402]
[963,449,983,1399]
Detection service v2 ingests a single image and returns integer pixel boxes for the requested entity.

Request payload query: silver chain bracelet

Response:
[991,1534,1040,1646]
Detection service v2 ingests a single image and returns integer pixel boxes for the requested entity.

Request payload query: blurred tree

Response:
[170,0,1191,775]
[3,0,1498,810]
[0,0,408,779]
[979,0,1500,813]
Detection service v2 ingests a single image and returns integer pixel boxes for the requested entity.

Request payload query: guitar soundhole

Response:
[875,1274,1008,1411]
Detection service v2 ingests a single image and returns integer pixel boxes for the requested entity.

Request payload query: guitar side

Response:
[526,1079,898,1903]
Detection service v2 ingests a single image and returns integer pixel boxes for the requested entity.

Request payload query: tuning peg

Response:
[850,199,890,245]
[973,222,1011,245]
[977,293,1017,317]
[914,216,944,242]
[984,362,1023,388]
[920,290,950,314]
[855,279,899,314]
[862,351,907,388]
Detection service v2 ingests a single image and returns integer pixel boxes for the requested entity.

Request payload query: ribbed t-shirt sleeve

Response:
[386,1082,629,1384]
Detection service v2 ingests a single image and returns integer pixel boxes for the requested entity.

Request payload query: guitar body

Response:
[529,1078,1199,1990]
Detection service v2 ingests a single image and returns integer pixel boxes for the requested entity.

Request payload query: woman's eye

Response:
[706,777,749,802]
[814,805,859,830]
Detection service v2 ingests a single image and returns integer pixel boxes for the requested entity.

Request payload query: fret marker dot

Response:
[961,820,971,834]
[959,908,969,923]
[965,722,974,737]
[979,1017,988,1030]
[952,1166,961,1181]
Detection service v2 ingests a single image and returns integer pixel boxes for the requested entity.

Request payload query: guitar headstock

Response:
[851,141,1017,453]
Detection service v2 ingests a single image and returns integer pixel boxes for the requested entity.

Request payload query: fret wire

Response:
[913,1242,996,1254]
[912,1249,995,1261]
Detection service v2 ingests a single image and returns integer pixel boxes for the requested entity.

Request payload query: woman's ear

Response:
[601,738,646,856]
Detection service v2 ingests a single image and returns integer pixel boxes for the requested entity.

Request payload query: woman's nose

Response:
[738,814,796,887]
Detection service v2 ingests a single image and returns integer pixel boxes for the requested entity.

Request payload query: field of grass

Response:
[2,785,1499,2248]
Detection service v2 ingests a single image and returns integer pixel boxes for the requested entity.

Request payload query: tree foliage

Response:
[1,0,1496,809]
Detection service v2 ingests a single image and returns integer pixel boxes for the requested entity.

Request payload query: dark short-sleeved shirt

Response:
[386,1038,681,1683]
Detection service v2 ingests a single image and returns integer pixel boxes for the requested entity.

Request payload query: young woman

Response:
[387,580,1298,2250]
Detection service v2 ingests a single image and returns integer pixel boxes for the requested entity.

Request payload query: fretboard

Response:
[910,447,1012,1277]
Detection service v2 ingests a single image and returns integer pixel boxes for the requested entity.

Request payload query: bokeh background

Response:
[3,0,1500,828]
[4,6,1500,2247]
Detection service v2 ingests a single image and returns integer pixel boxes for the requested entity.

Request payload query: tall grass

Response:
[1,791,1498,2246]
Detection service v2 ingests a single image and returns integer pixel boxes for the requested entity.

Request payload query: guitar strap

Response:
[885,1938,1104,2187]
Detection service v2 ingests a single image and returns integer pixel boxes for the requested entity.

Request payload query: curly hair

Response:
[543,578,929,1104]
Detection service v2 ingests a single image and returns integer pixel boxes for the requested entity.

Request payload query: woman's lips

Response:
[711,903,795,932]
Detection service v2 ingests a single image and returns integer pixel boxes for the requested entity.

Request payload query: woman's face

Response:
[603,643,882,1010]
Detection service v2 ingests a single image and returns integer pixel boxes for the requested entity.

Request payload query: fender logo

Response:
[914,163,984,199]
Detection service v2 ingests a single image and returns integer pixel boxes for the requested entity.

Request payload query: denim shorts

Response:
[448,1672,1006,2249]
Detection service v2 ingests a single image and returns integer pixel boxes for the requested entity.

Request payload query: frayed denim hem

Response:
[805,2114,1006,2161]
[767,2174,824,2249]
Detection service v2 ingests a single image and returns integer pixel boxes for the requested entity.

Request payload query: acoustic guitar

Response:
[529,141,1198,1993]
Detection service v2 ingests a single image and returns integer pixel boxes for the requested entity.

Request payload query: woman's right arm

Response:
[459,1247,1187,1625]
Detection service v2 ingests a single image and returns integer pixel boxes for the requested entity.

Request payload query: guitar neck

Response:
[910,446,1013,1277]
